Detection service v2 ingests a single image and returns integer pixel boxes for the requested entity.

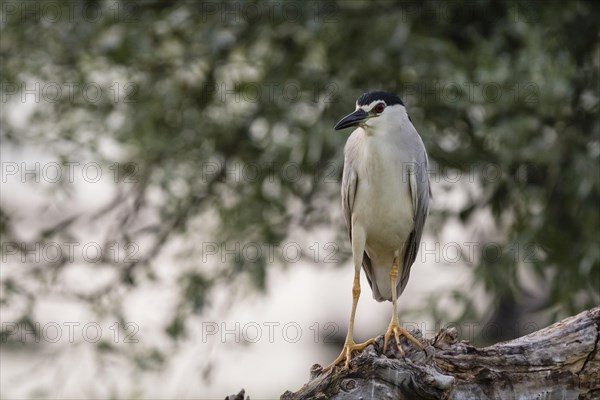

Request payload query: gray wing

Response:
[397,148,431,296]
[341,155,356,239]
[341,135,376,290]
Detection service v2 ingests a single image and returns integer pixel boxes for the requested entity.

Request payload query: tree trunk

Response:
[280,307,600,399]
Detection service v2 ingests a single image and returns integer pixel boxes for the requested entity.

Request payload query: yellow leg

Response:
[383,259,424,355]
[323,270,375,371]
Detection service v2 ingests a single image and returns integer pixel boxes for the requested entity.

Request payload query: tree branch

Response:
[281,307,600,399]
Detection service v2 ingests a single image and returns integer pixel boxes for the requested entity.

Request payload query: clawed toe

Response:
[383,322,424,355]
[323,338,376,372]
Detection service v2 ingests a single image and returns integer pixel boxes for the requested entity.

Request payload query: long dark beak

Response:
[334,109,369,130]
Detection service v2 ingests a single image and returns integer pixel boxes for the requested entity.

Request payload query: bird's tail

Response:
[364,257,411,302]
[371,266,393,302]
[363,254,393,302]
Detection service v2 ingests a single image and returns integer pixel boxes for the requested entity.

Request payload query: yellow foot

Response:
[323,338,376,372]
[383,322,424,356]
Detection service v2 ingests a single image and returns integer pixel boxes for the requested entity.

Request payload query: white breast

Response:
[351,130,415,252]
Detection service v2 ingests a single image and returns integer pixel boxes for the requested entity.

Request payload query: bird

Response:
[325,90,431,370]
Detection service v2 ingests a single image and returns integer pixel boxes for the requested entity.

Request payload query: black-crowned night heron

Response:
[325,91,431,370]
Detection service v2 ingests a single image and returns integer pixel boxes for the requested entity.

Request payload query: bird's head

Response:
[334,91,407,134]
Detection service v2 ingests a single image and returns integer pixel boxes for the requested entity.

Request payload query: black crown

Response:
[356,91,404,107]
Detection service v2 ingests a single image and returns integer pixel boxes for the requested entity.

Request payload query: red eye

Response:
[374,103,385,113]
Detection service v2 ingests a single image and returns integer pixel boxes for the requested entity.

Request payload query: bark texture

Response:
[281,307,600,399]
